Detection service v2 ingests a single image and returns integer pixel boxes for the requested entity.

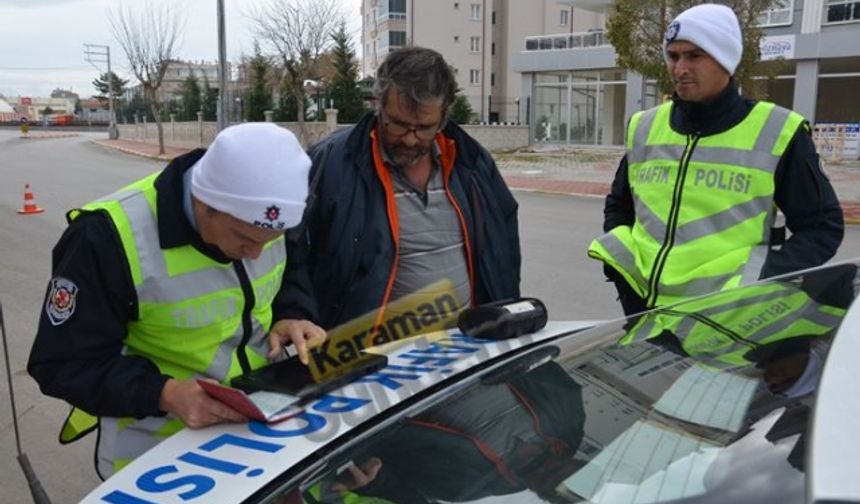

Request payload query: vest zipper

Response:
[234,261,256,374]
[645,133,700,307]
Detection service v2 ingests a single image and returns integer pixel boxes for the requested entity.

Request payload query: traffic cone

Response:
[17,184,44,215]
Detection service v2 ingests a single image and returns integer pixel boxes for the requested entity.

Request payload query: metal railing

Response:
[524,29,607,51]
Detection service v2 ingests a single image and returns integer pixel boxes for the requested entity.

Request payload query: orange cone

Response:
[17,184,44,215]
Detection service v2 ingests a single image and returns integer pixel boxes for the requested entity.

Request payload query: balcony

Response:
[554,0,612,13]
[524,29,608,51]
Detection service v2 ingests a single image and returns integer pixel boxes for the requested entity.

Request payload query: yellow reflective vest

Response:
[59,172,285,477]
[589,101,805,308]
[619,281,845,370]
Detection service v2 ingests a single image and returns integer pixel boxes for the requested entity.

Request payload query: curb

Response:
[89,139,179,162]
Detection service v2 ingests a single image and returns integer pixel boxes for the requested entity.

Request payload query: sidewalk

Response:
[91,138,860,224]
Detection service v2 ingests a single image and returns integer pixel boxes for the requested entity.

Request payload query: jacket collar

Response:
[153,149,232,263]
[670,79,754,136]
[344,110,471,179]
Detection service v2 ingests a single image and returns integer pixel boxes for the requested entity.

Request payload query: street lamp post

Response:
[217,0,229,131]
[84,43,118,139]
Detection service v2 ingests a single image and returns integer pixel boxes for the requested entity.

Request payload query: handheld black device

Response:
[231,353,388,399]
[457,297,548,340]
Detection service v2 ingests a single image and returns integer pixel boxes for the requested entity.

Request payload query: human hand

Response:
[329,458,383,492]
[268,319,327,364]
[158,378,248,428]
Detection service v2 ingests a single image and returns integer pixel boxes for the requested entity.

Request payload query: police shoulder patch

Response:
[46,277,79,326]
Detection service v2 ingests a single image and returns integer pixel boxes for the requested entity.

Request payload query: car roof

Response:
[80,321,600,504]
[81,259,860,504]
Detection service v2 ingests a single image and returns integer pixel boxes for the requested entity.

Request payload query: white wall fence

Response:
[116,111,529,153]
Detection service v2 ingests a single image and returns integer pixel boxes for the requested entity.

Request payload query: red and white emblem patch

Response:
[46,277,78,326]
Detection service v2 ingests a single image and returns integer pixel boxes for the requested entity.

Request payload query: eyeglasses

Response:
[381,113,442,141]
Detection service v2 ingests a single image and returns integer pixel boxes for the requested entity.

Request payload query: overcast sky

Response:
[0,0,362,98]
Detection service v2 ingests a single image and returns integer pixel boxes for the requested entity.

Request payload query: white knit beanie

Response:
[663,3,743,75]
[191,123,310,230]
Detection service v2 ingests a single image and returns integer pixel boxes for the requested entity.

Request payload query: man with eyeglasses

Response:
[277,46,521,333]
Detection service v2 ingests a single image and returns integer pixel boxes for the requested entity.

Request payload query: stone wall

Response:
[116,120,530,153]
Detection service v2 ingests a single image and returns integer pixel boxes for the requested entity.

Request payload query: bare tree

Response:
[250,0,341,141]
[109,1,185,155]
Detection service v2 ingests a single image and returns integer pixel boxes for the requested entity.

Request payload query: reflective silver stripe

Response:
[98,416,174,478]
[674,195,773,245]
[137,243,284,304]
[118,192,168,280]
[658,272,735,298]
[630,144,682,164]
[630,316,659,342]
[204,318,269,380]
[697,288,792,317]
[633,108,660,147]
[633,198,666,243]
[139,267,238,303]
[597,232,648,288]
[93,189,139,204]
[753,105,792,153]
[632,145,781,174]
[736,245,769,285]
[244,239,286,280]
[206,328,244,380]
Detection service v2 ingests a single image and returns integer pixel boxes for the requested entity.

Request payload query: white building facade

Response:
[512,0,860,146]
[362,0,860,145]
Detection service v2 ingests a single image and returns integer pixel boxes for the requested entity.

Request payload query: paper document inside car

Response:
[197,380,302,423]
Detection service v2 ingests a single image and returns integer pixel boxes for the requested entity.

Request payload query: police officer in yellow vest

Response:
[588,3,843,315]
[28,123,326,479]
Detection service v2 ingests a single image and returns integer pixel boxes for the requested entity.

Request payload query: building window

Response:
[757,0,793,26]
[470,3,480,20]
[825,0,860,23]
[379,0,406,21]
[491,42,495,55]
[389,30,406,47]
[469,69,480,85]
[491,73,495,86]
[454,35,460,42]
[470,36,481,52]
[560,9,569,26]
[454,2,459,8]
[492,11,496,24]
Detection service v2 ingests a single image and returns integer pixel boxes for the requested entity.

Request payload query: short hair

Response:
[373,46,457,115]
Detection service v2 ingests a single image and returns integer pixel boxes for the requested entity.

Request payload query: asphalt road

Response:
[0,130,858,503]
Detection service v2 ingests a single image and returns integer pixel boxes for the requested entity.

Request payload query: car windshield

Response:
[252,262,858,504]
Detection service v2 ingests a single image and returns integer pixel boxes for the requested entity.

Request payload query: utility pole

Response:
[217,0,229,131]
[84,44,118,139]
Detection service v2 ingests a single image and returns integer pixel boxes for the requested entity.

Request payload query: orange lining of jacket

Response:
[369,127,477,333]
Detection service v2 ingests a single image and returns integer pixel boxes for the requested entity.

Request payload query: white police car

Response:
[82,260,860,504]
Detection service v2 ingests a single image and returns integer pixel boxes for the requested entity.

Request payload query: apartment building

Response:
[363,0,860,146]
[513,0,860,146]
[362,0,601,123]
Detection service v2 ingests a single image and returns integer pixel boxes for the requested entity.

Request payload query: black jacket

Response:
[280,112,521,329]
[27,151,293,419]
[603,81,843,279]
